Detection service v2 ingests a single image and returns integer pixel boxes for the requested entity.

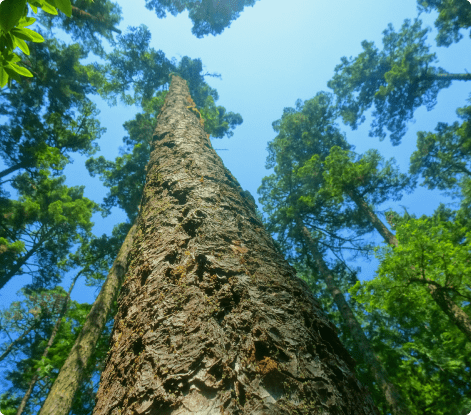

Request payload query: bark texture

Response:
[300,226,412,415]
[92,75,380,415]
[39,223,137,415]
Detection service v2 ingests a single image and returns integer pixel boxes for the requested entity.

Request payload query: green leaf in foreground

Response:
[0,0,27,33]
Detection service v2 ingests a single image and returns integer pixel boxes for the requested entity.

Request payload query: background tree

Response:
[0,227,130,415]
[409,100,471,203]
[144,0,260,38]
[1,0,262,86]
[258,24,471,407]
[327,18,470,146]
[259,102,471,414]
[0,171,99,292]
[258,91,378,266]
[258,92,418,413]
[38,223,137,415]
[416,0,471,47]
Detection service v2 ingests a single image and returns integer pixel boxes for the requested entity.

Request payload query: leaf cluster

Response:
[328,18,452,145]
[144,0,259,38]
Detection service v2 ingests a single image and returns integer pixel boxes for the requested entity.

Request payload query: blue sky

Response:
[1,0,471,400]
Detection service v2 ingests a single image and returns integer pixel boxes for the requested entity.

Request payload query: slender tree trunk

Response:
[0,161,27,180]
[92,75,380,415]
[71,6,122,34]
[300,225,412,415]
[16,271,80,415]
[39,222,137,415]
[346,188,471,342]
[0,322,36,363]
[345,189,398,246]
[0,238,43,291]
[429,73,471,81]
[408,276,471,343]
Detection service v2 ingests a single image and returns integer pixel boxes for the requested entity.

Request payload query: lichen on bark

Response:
[92,75,380,415]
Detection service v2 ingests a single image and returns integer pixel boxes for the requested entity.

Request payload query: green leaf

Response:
[3,64,22,81]
[2,33,14,52]
[46,0,72,17]
[39,0,58,15]
[10,27,44,43]
[0,0,27,33]
[17,16,37,28]
[9,52,22,63]
[7,62,33,77]
[0,66,7,88]
[13,36,30,55]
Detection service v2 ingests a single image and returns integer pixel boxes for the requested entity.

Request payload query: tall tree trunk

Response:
[299,225,412,415]
[346,188,471,342]
[16,270,80,415]
[345,189,398,246]
[92,75,380,415]
[39,222,137,415]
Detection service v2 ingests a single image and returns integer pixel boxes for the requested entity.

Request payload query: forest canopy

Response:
[0,0,470,414]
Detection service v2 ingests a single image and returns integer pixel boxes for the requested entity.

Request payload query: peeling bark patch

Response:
[139,261,152,286]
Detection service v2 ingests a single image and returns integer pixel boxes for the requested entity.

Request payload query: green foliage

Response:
[351,207,470,315]
[417,0,471,46]
[258,91,381,262]
[0,285,114,415]
[0,14,42,88]
[84,24,241,140]
[1,0,121,87]
[297,145,415,207]
[328,18,452,145]
[347,206,471,414]
[0,392,21,415]
[0,35,105,183]
[0,0,76,88]
[0,170,99,291]
[37,0,122,59]
[84,25,174,107]
[144,0,259,38]
[409,101,471,195]
[0,0,28,33]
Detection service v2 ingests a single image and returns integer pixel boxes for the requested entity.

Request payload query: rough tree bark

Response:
[39,223,137,415]
[299,225,412,415]
[92,75,380,415]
